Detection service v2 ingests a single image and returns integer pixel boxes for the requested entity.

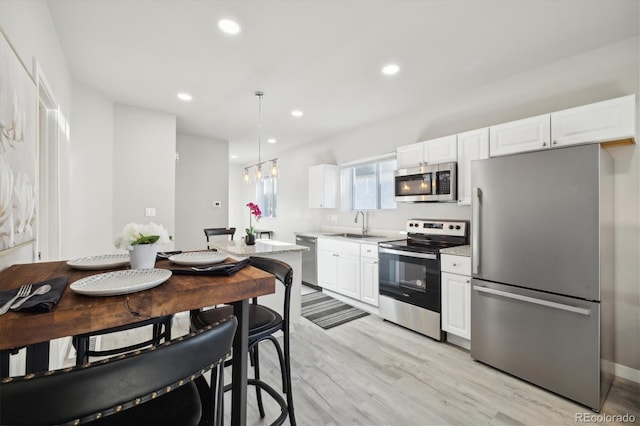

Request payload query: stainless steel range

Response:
[378,219,468,340]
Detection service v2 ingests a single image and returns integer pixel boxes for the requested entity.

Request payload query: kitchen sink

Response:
[327,233,383,239]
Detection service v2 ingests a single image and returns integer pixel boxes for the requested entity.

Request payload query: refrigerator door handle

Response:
[472,187,482,274]
[473,285,591,316]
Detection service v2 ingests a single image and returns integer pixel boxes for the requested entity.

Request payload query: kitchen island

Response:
[208,239,309,324]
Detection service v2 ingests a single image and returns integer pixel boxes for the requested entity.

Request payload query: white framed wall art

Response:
[0,29,37,253]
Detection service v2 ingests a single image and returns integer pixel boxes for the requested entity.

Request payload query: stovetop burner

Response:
[379,219,469,254]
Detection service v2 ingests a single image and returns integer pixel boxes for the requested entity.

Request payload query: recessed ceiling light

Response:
[177,93,192,101]
[381,64,400,76]
[267,138,276,144]
[291,110,304,117]
[230,155,238,159]
[218,19,241,35]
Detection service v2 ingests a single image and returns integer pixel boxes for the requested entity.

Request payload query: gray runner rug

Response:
[301,291,369,330]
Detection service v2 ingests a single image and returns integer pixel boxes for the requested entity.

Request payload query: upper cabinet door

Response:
[551,95,636,147]
[490,114,551,157]
[396,142,424,169]
[424,135,457,163]
[308,164,339,208]
[457,128,489,205]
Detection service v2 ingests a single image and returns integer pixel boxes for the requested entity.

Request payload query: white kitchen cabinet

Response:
[396,135,457,168]
[456,128,489,205]
[396,142,424,168]
[441,254,471,341]
[317,249,338,291]
[360,244,379,307]
[424,135,457,163]
[317,238,379,307]
[336,252,360,300]
[441,272,471,340]
[551,94,635,147]
[317,238,360,298]
[490,114,551,157]
[308,164,339,208]
[490,95,636,157]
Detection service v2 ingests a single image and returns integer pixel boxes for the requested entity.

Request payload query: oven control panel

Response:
[406,219,467,237]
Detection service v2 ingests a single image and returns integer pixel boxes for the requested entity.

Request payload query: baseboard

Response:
[322,289,379,316]
[446,333,471,350]
[613,362,640,383]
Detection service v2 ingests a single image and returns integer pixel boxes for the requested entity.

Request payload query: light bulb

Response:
[256,168,263,181]
[243,169,249,183]
[271,161,278,177]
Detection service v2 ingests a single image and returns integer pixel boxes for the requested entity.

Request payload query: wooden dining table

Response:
[0,257,275,426]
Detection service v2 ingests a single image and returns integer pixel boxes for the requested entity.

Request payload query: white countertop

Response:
[209,239,309,257]
[295,231,400,244]
[440,245,471,257]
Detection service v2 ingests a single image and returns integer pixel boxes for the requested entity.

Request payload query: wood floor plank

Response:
[85,309,638,426]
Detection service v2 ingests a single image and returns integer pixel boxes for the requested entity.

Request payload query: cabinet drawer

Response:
[441,254,471,275]
[360,244,378,259]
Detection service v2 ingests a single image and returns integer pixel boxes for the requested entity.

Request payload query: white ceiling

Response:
[47,0,639,165]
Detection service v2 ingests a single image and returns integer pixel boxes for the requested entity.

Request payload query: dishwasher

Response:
[295,235,320,290]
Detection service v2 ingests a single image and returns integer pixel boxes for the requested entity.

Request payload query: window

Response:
[341,156,396,210]
[256,176,277,218]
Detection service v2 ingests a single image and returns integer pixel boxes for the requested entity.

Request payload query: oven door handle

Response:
[378,247,437,260]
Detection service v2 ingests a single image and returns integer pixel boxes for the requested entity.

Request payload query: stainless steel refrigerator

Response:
[470,144,614,411]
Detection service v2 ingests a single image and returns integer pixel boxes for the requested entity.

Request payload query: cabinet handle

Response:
[452,263,457,266]
[552,140,558,145]
[542,142,547,147]
[466,280,470,284]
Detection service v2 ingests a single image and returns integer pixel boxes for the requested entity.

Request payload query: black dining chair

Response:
[72,315,173,365]
[204,228,236,249]
[0,315,237,426]
[190,257,296,426]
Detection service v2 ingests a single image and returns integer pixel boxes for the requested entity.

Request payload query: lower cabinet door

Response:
[441,272,471,339]
[335,254,360,299]
[317,250,337,291]
[360,257,379,307]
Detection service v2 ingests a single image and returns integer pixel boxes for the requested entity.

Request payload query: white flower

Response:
[114,222,171,250]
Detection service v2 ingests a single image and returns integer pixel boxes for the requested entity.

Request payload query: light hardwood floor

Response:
[87,304,638,426]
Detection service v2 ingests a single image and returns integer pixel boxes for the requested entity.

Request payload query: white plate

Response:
[168,251,227,266]
[67,254,130,270]
[70,269,172,296]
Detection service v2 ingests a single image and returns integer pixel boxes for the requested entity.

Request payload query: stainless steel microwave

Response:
[394,162,457,202]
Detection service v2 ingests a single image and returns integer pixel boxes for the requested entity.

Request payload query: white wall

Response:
[66,83,114,258]
[0,0,72,270]
[234,37,640,373]
[113,105,176,251]
[175,133,228,250]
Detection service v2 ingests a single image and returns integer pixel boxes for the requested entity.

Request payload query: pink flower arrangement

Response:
[246,202,262,235]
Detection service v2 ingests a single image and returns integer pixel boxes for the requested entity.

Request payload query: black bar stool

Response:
[190,257,296,426]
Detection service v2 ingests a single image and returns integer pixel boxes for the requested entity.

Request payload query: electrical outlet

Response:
[145,207,156,217]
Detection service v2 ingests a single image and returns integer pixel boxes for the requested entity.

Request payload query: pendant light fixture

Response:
[243,90,278,183]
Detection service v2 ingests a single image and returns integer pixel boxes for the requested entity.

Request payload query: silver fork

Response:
[0,284,32,315]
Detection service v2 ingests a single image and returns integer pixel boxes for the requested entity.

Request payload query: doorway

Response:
[34,61,61,261]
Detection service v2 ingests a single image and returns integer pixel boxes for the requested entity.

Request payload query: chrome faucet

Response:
[354,211,367,236]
